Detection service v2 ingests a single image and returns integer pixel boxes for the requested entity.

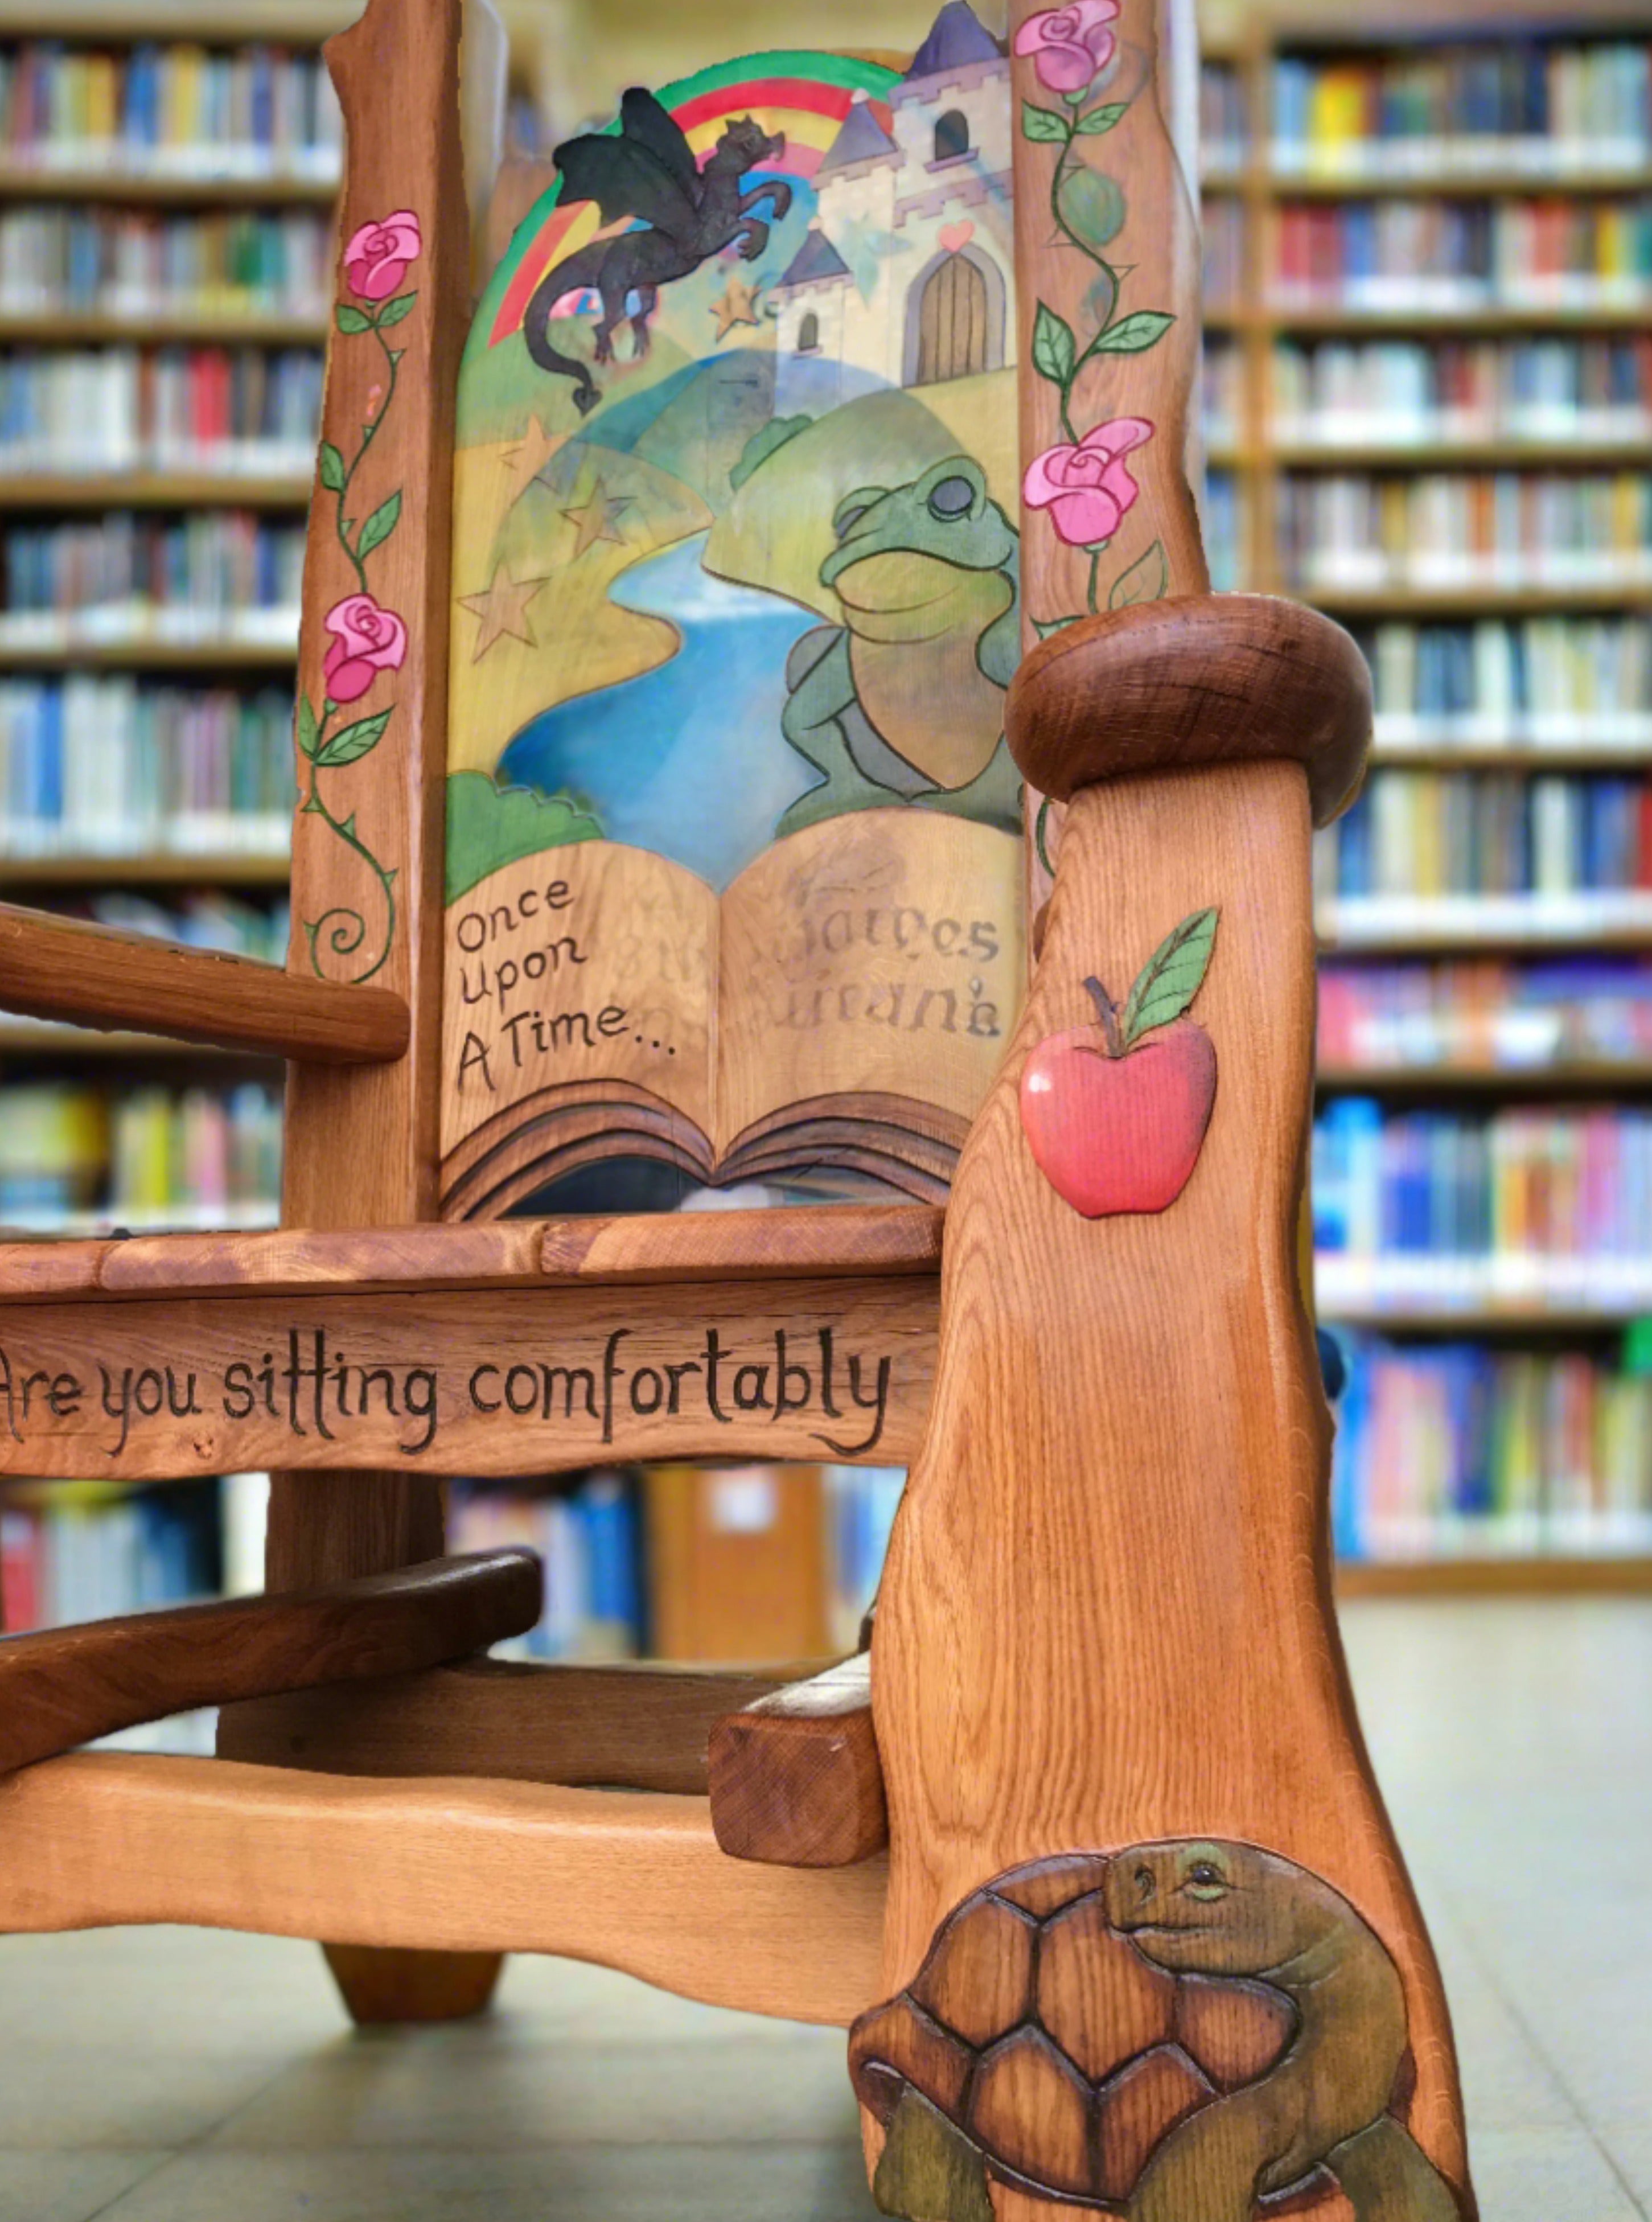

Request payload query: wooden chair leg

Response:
[249,1471,507,2027]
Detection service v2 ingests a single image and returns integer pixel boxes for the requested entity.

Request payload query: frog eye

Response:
[833,488,887,541]
[1133,1865,1156,1902]
[1183,1860,1228,1901]
[927,474,976,521]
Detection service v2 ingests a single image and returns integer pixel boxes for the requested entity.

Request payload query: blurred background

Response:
[2,0,1651,1678]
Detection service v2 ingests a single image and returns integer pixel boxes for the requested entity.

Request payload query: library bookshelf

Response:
[1203,0,1652,1591]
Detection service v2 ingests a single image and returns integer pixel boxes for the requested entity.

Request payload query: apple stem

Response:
[1083,975,1125,1058]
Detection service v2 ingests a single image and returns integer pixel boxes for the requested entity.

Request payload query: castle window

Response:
[798,311,820,354]
[934,109,971,162]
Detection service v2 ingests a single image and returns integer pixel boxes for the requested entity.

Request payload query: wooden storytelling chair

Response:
[0,0,1480,2214]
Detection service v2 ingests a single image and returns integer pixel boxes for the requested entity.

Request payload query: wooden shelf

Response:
[1212,304,1652,336]
[0,309,326,345]
[1320,922,1652,956]
[1264,165,1652,199]
[0,475,313,511]
[0,1,351,36]
[1271,439,1652,470]
[1335,1555,1652,1597]
[0,638,297,672]
[0,167,339,208]
[0,1022,278,1059]
[1306,582,1652,617]
[1319,1301,1649,1334]
[1367,746,1652,771]
[0,853,287,887]
[1317,1062,1652,1097]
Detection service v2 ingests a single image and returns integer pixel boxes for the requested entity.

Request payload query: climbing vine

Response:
[295,208,421,985]
[1015,2,1176,631]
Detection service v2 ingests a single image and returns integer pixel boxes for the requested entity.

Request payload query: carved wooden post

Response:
[849,5,1477,2217]
[216,0,499,2026]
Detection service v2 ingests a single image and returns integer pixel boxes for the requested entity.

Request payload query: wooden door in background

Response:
[917,252,988,385]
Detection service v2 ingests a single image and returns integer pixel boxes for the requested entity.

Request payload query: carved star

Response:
[501,414,568,504]
[460,565,551,658]
[709,274,763,340]
[560,477,633,558]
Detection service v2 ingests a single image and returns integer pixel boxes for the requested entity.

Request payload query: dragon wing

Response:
[553,89,701,245]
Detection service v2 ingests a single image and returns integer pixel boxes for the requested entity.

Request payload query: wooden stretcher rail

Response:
[0,1753,887,2026]
[219,1654,826,1793]
[0,903,409,1065]
[0,1204,947,1304]
[0,1550,541,1776]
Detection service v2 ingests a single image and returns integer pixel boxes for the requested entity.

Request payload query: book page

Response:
[440,841,717,1168]
[716,810,1025,1157]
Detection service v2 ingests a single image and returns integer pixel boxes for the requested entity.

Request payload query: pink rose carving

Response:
[322,593,408,704]
[1024,418,1153,547]
[1013,1,1120,94]
[343,209,422,302]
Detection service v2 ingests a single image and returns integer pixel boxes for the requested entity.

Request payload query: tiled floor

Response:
[0,1597,1646,2221]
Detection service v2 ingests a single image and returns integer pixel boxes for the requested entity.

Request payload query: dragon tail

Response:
[523,260,601,417]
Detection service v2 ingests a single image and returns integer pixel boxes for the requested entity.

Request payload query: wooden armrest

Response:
[708,1653,886,1868]
[1006,594,1372,826]
[0,903,409,1064]
[0,1548,541,1775]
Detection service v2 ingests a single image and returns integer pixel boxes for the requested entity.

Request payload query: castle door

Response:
[915,252,988,384]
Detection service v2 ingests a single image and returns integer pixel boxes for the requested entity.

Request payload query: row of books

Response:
[1316,773,1652,904]
[1275,200,1652,310]
[1357,618,1652,745]
[0,1478,222,1633]
[449,1476,645,1662]
[0,346,323,476]
[0,679,293,855]
[1318,958,1652,1074]
[1281,473,1652,592]
[0,1080,281,1227]
[0,43,343,178]
[50,888,289,963]
[1,514,305,636]
[1199,64,1246,179]
[1332,1341,1652,1563]
[1314,1103,1652,1266]
[1266,336,1652,446]
[0,208,330,319]
[1271,44,1652,174]
[1202,471,1243,595]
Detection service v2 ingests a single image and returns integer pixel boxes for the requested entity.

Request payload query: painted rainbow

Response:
[483,52,901,354]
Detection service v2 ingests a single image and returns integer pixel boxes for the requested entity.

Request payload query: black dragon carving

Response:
[523,89,791,417]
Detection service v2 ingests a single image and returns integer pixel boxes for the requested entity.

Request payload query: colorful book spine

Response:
[1319,956,1652,1072]
[0,346,323,475]
[1285,471,1652,592]
[1275,196,1652,310]
[0,207,330,317]
[448,1472,647,1660]
[0,1079,281,1229]
[1272,336,1652,446]
[1353,617,1652,747]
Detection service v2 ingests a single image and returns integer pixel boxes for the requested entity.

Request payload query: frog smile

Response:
[833,551,1008,643]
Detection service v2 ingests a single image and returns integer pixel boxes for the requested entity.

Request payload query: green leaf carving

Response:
[335,303,372,335]
[1032,614,1082,640]
[376,291,418,328]
[1021,101,1071,142]
[1058,165,1126,250]
[1109,539,1169,611]
[1122,909,1219,1046]
[1031,302,1076,389]
[1090,310,1177,355]
[1075,101,1128,134]
[356,490,402,561]
[314,708,393,767]
[318,441,346,492]
[295,696,320,759]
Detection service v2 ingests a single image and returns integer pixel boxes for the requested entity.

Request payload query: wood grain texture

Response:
[0,1753,888,2026]
[869,761,1472,2207]
[0,1205,943,1305]
[708,1653,887,1868]
[264,0,474,2018]
[1014,0,1208,918]
[0,903,408,1064]
[219,1656,822,1790]
[0,1277,934,1480]
[0,1550,540,1775]
[1006,598,1372,827]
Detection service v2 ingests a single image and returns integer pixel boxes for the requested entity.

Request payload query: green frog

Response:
[776,457,1022,839]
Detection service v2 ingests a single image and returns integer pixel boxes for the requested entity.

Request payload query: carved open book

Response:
[441,813,1024,1213]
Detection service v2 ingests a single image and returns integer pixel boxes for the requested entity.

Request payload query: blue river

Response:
[498,530,823,890]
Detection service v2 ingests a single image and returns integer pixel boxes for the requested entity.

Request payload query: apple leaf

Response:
[1032,302,1076,389]
[1121,908,1219,1046]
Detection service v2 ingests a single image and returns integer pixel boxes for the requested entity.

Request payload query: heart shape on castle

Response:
[939,220,975,254]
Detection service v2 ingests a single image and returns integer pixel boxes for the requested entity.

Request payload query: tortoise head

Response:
[1105,1839,1342,1980]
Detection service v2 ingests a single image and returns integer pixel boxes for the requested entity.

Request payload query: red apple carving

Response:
[1020,909,1220,1219]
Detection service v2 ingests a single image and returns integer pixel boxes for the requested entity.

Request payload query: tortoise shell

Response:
[850,1851,1306,2212]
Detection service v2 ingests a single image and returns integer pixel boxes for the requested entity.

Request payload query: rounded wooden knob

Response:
[1006,595,1371,828]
